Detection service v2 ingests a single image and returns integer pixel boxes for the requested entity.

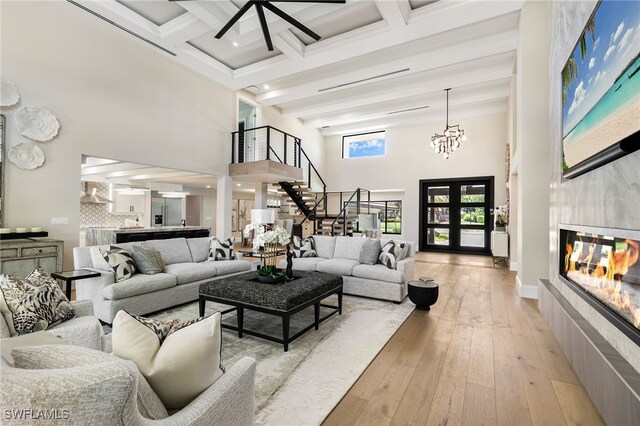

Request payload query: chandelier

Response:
[430,88,466,159]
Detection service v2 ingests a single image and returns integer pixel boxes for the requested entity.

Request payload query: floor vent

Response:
[318,68,410,92]
[66,0,176,56]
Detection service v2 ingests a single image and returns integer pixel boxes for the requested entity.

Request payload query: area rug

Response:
[104,295,414,425]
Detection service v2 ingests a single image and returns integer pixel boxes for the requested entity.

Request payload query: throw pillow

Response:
[378,241,409,270]
[0,267,75,336]
[359,239,382,265]
[292,236,317,258]
[11,344,169,420]
[130,244,164,275]
[100,246,137,282]
[112,310,224,410]
[208,237,236,261]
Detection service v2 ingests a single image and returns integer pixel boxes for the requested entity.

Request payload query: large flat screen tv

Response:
[561,0,640,179]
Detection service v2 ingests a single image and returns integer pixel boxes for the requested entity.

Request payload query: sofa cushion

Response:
[144,238,193,265]
[112,311,224,410]
[279,257,328,272]
[103,273,177,300]
[213,260,251,276]
[100,246,137,282]
[187,237,211,263]
[379,240,409,270]
[163,262,219,285]
[292,236,317,258]
[333,237,368,261]
[208,237,236,261]
[311,235,336,259]
[316,259,360,276]
[352,264,405,284]
[359,239,382,265]
[89,245,112,271]
[131,245,165,275]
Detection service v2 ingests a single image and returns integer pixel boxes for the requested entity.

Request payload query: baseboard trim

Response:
[516,275,538,299]
[509,261,518,271]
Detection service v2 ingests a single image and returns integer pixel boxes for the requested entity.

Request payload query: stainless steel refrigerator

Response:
[151,196,183,226]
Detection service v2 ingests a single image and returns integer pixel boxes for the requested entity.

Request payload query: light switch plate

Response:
[51,217,69,225]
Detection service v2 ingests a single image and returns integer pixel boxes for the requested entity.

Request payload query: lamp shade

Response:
[251,208,275,224]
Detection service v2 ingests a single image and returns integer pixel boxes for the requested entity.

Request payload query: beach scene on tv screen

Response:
[561,0,640,171]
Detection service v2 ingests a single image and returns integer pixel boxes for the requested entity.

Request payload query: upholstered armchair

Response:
[1,345,257,426]
[0,299,105,351]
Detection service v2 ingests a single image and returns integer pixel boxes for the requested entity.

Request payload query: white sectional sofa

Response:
[73,237,251,323]
[280,235,415,302]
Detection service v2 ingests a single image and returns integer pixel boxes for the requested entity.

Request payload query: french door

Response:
[419,177,494,254]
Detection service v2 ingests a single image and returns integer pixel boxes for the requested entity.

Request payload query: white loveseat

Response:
[280,236,415,302]
[73,237,251,323]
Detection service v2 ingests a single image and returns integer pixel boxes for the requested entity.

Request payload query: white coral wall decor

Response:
[0,77,20,107]
[14,106,60,141]
[8,142,45,170]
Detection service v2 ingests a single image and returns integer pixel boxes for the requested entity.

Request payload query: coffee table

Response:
[199,271,343,351]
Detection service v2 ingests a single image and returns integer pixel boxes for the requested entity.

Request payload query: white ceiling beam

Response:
[129,171,201,181]
[272,31,306,60]
[81,162,154,176]
[320,99,508,136]
[175,1,240,40]
[85,167,178,181]
[282,58,514,118]
[257,29,518,106]
[158,12,211,45]
[230,0,523,88]
[374,0,407,28]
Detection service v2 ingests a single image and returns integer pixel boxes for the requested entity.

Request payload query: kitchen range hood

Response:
[81,182,113,204]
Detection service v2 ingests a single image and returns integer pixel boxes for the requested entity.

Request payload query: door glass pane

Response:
[428,207,449,224]
[428,186,449,203]
[460,185,485,203]
[384,201,402,234]
[460,207,485,225]
[460,229,485,247]
[427,228,450,246]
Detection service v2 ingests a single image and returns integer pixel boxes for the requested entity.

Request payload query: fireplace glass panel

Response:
[560,229,640,331]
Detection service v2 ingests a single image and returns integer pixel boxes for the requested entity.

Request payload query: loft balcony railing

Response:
[230,125,326,194]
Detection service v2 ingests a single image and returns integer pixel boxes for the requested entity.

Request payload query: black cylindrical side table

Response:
[408,281,439,310]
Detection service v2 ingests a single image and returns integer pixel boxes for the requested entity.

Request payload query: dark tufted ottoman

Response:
[199,271,343,351]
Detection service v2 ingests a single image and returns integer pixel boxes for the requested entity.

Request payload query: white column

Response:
[254,182,268,209]
[216,176,233,238]
[515,0,551,299]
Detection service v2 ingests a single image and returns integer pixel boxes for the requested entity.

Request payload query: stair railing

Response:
[301,192,327,234]
[329,188,362,236]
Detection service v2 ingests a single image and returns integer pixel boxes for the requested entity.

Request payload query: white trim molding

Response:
[516,275,538,299]
[509,261,518,271]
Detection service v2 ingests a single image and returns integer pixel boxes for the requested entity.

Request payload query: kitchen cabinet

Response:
[0,239,64,277]
[115,193,146,213]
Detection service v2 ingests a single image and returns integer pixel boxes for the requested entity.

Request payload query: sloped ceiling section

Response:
[71,0,522,134]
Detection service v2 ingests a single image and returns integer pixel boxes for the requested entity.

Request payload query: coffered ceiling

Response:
[69,0,522,134]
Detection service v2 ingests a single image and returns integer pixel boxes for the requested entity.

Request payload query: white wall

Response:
[323,112,508,244]
[548,0,640,372]
[182,186,216,230]
[1,1,234,268]
[515,0,551,298]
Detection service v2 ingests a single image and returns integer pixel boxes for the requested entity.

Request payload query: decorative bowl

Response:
[8,142,45,169]
[0,77,20,107]
[14,106,60,141]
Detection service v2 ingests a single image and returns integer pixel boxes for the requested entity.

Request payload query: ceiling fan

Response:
[170,0,346,51]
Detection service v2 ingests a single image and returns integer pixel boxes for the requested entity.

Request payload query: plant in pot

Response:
[257,264,288,284]
[246,223,291,283]
[491,204,509,232]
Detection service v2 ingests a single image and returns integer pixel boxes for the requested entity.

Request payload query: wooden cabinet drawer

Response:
[22,246,59,257]
[0,248,19,258]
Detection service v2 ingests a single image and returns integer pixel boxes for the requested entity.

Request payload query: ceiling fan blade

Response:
[255,3,274,51]
[215,1,255,39]
[274,0,346,3]
[262,2,321,41]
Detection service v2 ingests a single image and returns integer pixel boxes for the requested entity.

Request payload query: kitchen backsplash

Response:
[80,182,139,228]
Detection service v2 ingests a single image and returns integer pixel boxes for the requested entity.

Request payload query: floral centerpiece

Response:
[244,223,291,282]
[490,204,509,231]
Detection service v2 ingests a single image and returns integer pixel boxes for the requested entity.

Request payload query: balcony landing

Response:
[229,160,303,182]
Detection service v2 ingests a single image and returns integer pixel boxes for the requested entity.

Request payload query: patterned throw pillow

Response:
[100,246,137,282]
[208,237,236,261]
[378,241,409,270]
[292,236,317,258]
[112,310,224,410]
[0,267,76,336]
[130,244,164,275]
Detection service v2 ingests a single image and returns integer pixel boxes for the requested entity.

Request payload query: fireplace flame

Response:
[566,239,639,328]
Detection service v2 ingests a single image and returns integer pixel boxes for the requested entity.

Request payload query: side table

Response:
[408,281,439,310]
[52,269,101,300]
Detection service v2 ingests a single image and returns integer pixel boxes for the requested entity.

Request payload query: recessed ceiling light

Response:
[246,85,259,93]
[206,185,211,188]
[232,41,238,47]
[237,183,241,187]
[263,84,269,89]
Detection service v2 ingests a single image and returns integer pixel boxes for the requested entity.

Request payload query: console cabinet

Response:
[0,239,64,277]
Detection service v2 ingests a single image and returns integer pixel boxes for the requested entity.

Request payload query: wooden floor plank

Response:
[323,394,369,426]
[467,325,495,388]
[551,380,606,426]
[492,324,516,356]
[494,353,532,426]
[461,383,497,426]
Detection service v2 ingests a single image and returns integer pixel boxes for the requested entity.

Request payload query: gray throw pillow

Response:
[359,239,382,265]
[131,245,165,275]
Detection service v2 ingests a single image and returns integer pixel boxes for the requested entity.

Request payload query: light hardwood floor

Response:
[323,252,605,426]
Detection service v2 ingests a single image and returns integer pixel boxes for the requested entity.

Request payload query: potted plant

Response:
[492,204,509,232]
[257,264,288,284]
[245,223,291,282]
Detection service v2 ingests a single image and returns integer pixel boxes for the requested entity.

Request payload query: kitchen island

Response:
[84,226,210,246]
